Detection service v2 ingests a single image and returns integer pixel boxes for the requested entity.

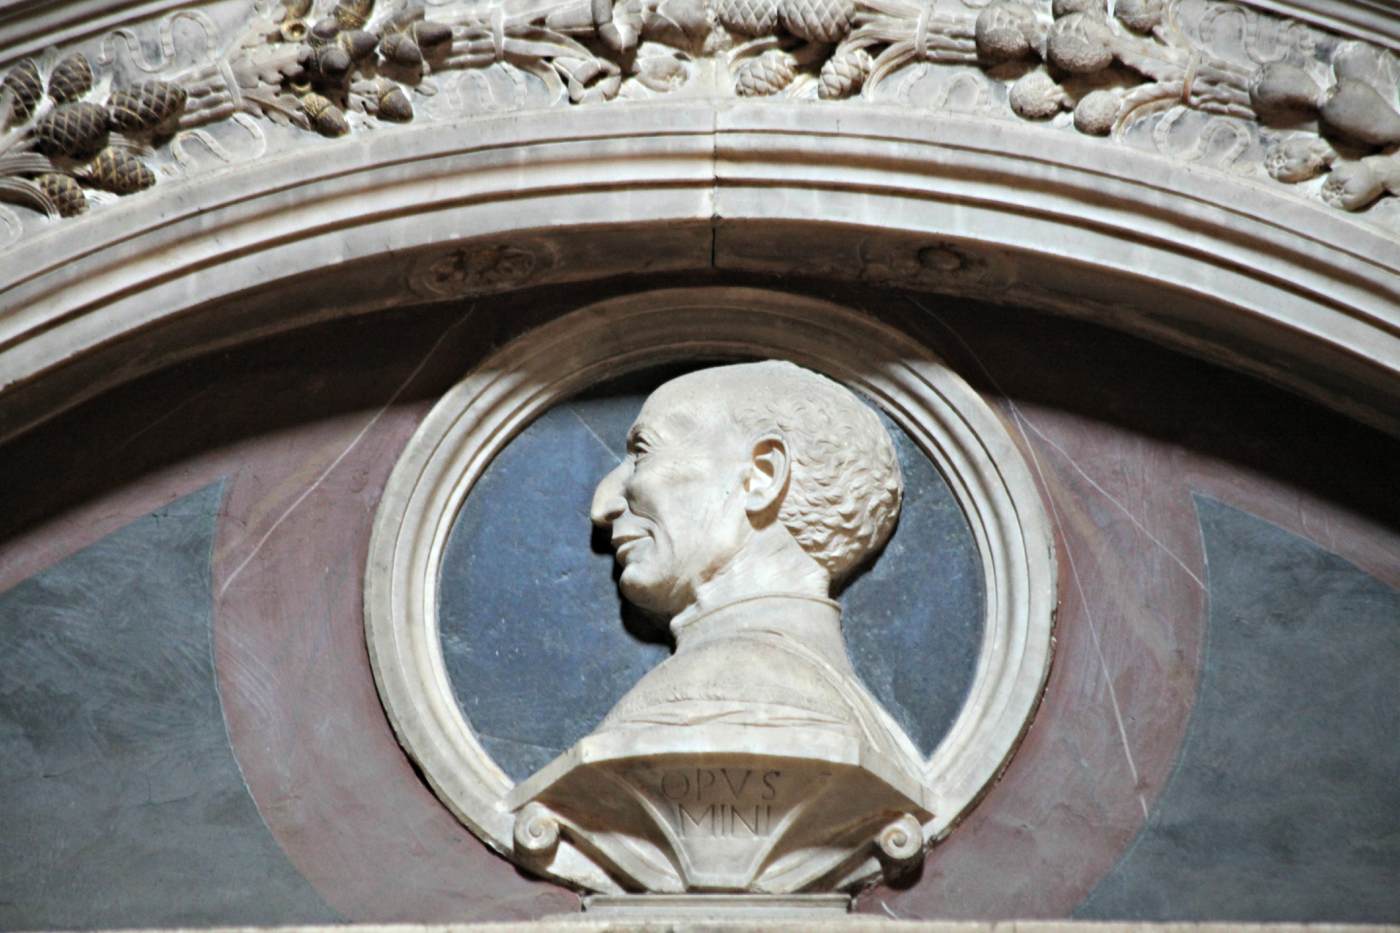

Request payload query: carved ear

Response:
[744,433,789,517]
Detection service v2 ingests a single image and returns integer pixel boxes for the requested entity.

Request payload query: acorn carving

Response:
[410,20,453,51]
[281,18,310,41]
[376,83,413,121]
[47,53,93,104]
[282,0,314,20]
[300,92,349,136]
[2,59,43,122]
[379,32,423,67]
[338,29,380,62]
[310,16,342,43]
[34,101,109,157]
[314,44,353,80]
[280,0,313,41]
[108,81,188,133]
[333,0,373,30]
[35,172,87,216]
[85,147,156,193]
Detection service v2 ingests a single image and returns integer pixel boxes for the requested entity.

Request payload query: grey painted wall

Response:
[0,484,337,931]
[1077,497,1400,922]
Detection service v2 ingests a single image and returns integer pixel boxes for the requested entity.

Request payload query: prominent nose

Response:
[590,462,628,527]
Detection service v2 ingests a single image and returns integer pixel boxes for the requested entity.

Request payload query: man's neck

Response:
[689,525,829,609]
[663,526,845,656]
[670,591,850,673]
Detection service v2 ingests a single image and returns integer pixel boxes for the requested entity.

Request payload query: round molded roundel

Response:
[364,287,1056,893]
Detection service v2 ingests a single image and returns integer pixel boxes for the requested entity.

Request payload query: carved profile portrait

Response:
[583,360,923,780]
[372,292,1052,895]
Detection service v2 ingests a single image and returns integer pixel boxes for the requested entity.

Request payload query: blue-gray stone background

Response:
[1077,496,1400,922]
[0,483,338,931]
[437,364,988,782]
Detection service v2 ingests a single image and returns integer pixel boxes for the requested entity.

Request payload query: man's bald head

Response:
[647,361,903,585]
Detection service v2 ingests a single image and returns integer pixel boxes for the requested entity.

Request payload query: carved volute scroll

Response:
[364,288,1057,897]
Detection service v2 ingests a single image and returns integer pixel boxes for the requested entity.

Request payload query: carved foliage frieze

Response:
[0,0,1397,231]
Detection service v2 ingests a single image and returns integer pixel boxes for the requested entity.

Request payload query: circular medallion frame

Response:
[365,287,1056,892]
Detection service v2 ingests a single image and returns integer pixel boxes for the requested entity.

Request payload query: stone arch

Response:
[0,105,1396,440]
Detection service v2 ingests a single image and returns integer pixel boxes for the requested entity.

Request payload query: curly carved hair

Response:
[723,361,904,584]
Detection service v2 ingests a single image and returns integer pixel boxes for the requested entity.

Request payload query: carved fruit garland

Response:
[177,0,458,139]
[0,0,1398,223]
[0,52,179,217]
[971,0,1400,210]
[0,0,456,218]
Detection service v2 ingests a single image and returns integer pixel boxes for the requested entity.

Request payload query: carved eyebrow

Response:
[628,407,694,451]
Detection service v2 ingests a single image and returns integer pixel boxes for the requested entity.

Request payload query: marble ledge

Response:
[64,923,1400,932]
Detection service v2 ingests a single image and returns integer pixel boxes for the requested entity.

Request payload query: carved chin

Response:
[617,572,660,609]
[617,567,682,617]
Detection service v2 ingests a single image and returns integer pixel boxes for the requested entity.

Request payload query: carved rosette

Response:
[407,241,556,299]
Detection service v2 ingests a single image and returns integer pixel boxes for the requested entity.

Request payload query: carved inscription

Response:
[656,767,783,838]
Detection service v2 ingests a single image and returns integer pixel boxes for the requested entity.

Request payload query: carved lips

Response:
[611,531,649,563]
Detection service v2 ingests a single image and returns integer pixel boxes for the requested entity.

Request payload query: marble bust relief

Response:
[367,290,1055,901]
[508,361,933,892]
[585,361,923,782]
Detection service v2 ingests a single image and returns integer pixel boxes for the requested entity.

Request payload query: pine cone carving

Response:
[2,59,43,122]
[36,173,87,216]
[300,92,349,136]
[734,49,797,97]
[818,46,872,99]
[108,81,188,133]
[48,53,93,104]
[34,101,109,157]
[86,148,156,193]
[716,0,781,36]
[781,0,854,43]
